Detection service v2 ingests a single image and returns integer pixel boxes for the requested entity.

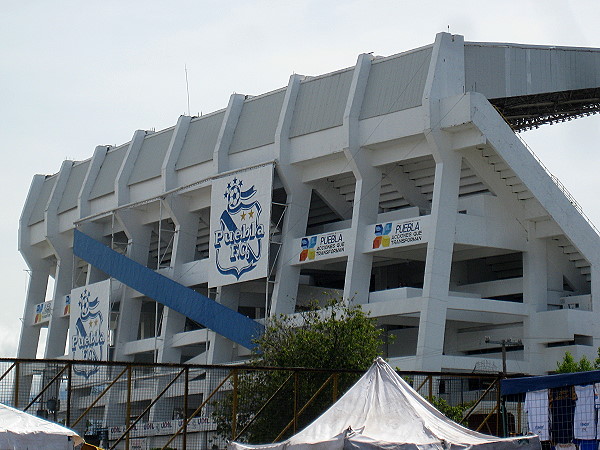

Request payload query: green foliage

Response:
[212,298,384,444]
[429,397,475,423]
[578,355,594,372]
[556,351,598,373]
[257,298,383,370]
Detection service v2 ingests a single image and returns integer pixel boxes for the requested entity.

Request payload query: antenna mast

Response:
[185,64,191,116]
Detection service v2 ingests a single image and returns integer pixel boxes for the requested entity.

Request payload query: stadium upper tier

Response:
[24,38,600,222]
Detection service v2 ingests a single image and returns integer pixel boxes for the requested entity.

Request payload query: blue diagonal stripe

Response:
[73,229,263,350]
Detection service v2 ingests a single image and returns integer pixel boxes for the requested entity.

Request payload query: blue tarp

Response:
[502,370,600,396]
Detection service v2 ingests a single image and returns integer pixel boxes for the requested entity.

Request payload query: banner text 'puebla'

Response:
[209,164,273,287]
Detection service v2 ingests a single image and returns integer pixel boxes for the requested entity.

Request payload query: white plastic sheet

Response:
[229,358,540,450]
[0,402,83,450]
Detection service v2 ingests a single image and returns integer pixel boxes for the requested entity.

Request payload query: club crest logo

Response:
[71,288,106,378]
[213,177,266,280]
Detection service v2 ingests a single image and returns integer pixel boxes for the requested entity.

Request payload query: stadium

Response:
[18,32,600,376]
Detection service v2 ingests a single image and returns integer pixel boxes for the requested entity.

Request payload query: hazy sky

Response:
[1,1,599,358]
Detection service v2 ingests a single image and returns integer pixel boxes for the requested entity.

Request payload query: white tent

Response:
[0,402,84,449]
[230,358,540,450]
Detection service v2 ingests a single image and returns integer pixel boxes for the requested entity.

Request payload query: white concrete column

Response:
[208,284,240,363]
[115,130,146,206]
[342,53,379,304]
[162,115,192,192]
[522,224,549,374]
[591,266,600,353]
[78,145,111,218]
[157,112,193,363]
[18,174,48,358]
[113,209,152,360]
[75,222,109,284]
[342,165,381,304]
[44,238,73,358]
[213,94,245,173]
[415,151,462,371]
[157,195,199,363]
[44,160,74,358]
[17,262,51,358]
[269,180,311,314]
[415,32,466,371]
[205,93,245,361]
[270,74,312,315]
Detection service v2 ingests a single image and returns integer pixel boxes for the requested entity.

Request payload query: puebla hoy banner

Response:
[209,164,273,287]
[69,280,110,378]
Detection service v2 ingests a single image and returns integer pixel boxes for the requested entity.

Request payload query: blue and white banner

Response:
[33,300,52,325]
[293,229,350,265]
[367,216,429,252]
[69,280,110,378]
[209,165,273,287]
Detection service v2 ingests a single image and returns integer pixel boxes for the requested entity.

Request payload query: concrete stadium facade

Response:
[18,33,600,375]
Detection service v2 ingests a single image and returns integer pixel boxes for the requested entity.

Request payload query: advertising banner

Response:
[209,164,273,287]
[108,417,215,439]
[33,301,53,325]
[62,294,71,317]
[368,216,428,252]
[294,229,350,265]
[69,280,110,378]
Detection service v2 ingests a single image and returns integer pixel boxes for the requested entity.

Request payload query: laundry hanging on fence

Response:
[525,389,550,441]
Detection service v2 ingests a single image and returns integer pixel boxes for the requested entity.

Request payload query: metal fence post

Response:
[428,376,433,402]
[66,362,72,427]
[184,367,189,450]
[332,373,339,402]
[126,365,132,450]
[496,376,501,437]
[232,369,238,440]
[293,372,298,434]
[14,361,19,408]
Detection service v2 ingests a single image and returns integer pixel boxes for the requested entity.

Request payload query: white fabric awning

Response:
[0,402,84,449]
[230,358,540,450]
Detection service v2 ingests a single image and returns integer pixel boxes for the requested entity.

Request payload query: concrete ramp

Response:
[73,229,264,350]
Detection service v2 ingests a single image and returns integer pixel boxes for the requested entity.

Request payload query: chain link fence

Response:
[0,359,513,450]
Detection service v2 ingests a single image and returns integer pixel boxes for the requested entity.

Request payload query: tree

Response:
[555,351,597,373]
[429,397,475,423]
[212,298,384,444]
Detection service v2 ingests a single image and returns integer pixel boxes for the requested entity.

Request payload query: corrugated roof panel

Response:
[464,45,507,98]
[507,47,528,96]
[360,48,432,120]
[529,48,554,95]
[230,90,285,154]
[465,44,600,99]
[176,111,224,170]
[574,50,600,87]
[57,160,90,214]
[89,145,128,200]
[128,128,174,185]
[289,69,353,138]
[28,175,57,225]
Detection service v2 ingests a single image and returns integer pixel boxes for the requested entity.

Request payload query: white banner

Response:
[33,301,53,325]
[209,165,273,287]
[368,216,428,252]
[69,280,110,378]
[293,229,350,265]
[108,417,215,439]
